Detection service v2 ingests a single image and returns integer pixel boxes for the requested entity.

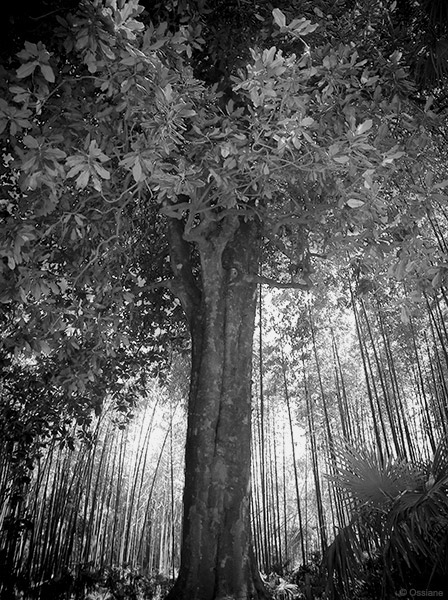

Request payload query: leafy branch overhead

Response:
[0,0,445,387]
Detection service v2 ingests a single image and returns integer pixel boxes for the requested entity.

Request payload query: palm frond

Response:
[328,441,424,507]
[325,437,448,598]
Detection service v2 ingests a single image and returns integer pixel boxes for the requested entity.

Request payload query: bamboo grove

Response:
[2,256,448,597]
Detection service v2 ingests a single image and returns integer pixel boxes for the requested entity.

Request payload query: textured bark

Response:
[166,217,269,600]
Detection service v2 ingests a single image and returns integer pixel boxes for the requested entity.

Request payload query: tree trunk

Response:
[166,217,269,600]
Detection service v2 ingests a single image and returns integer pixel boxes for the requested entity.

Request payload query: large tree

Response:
[0,0,445,598]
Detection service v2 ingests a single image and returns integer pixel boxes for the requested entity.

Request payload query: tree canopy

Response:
[1,0,445,397]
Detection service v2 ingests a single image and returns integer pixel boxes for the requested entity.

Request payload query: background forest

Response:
[3,274,448,599]
[1,0,448,598]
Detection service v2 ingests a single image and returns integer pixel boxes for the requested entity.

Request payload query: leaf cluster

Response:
[326,437,448,597]
[0,0,446,419]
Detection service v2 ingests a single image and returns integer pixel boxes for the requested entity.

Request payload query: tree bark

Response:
[166,217,269,600]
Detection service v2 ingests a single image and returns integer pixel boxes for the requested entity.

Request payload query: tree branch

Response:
[244,274,311,290]
[166,218,202,324]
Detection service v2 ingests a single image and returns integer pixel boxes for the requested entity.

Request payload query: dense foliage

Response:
[1,0,445,404]
[1,0,447,386]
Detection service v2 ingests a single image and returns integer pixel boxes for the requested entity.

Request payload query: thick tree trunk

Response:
[166,217,269,600]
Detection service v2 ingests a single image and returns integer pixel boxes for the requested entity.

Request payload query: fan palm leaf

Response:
[325,437,448,598]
